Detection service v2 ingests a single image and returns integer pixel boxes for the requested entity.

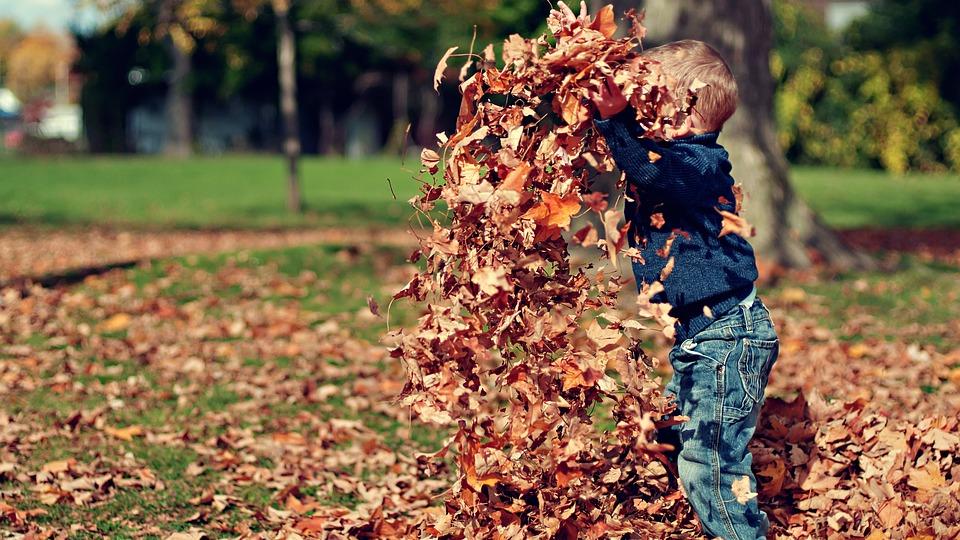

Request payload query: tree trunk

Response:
[274,0,303,213]
[319,95,337,155]
[642,0,871,269]
[385,70,410,154]
[416,82,439,148]
[160,0,192,157]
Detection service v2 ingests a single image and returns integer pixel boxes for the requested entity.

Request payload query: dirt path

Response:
[0,227,419,284]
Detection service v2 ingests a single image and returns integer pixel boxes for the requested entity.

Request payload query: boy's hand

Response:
[589,74,628,119]
[549,1,590,30]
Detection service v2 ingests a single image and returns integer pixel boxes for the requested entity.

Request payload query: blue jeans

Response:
[661,297,779,540]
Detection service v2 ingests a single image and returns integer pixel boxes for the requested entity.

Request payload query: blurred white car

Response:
[37,103,82,142]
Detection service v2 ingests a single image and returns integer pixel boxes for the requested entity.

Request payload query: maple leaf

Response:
[522,192,581,230]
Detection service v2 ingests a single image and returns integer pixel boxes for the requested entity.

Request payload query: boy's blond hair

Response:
[642,40,738,132]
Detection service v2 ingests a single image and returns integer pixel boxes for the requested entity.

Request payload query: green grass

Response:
[0,155,423,229]
[1,155,958,230]
[768,255,960,350]
[790,166,960,229]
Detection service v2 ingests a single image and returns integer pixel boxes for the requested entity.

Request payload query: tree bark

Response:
[385,70,410,154]
[642,0,871,269]
[274,0,303,212]
[159,0,192,157]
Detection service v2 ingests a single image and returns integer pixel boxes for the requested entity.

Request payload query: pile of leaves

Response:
[390,4,706,536]
[753,391,960,538]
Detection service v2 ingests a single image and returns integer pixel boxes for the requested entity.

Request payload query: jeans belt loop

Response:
[742,299,754,333]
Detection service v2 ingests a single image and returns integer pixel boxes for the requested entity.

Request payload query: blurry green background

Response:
[0,0,958,232]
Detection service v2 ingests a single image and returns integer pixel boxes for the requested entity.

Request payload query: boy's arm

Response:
[594,113,717,202]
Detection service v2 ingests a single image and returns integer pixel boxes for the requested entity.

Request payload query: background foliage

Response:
[773,0,960,173]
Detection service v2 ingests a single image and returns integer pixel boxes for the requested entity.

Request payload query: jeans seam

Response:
[713,349,741,540]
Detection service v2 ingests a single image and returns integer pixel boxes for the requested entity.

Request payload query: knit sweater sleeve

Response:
[594,114,719,203]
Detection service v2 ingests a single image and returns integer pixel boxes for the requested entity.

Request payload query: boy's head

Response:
[642,40,738,133]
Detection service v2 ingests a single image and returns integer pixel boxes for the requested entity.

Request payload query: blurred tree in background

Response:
[5,29,75,102]
[0,20,25,83]
[63,0,960,176]
[774,0,960,173]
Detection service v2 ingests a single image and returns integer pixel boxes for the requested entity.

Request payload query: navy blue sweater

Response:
[594,112,758,342]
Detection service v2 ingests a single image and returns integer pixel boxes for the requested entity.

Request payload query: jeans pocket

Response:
[738,338,778,404]
[723,338,778,422]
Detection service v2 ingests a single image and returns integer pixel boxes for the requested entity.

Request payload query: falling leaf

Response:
[589,4,618,38]
[421,148,441,172]
[522,192,581,230]
[581,191,608,213]
[500,162,532,192]
[650,212,665,228]
[659,256,675,281]
[367,296,381,317]
[434,46,458,92]
[731,475,757,504]
[471,266,510,296]
[717,209,754,238]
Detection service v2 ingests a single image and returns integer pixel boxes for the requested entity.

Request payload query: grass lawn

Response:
[789,166,960,229]
[0,155,424,229]
[1,155,958,230]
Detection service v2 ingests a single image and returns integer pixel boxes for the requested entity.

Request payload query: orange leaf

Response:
[650,212,665,228]
[294,516,326,533]
[757,458,786,496]
[590,4,618,38]
[907,462,946,491]
[500,162,532,192]
[105,425,144,441]
[522,192,581,230]
[41,459,76,474]
[717,209,754,238]
[98,313,131,332]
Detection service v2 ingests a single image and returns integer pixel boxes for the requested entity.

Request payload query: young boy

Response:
[591,40,780,540]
